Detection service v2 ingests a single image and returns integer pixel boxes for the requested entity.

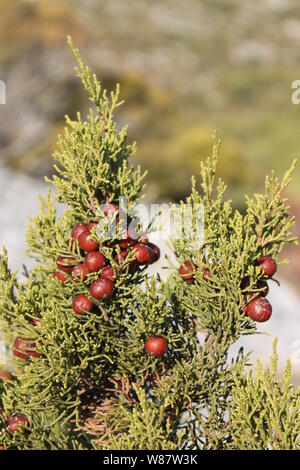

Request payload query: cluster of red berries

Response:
[11,205,165,367]
[242,255,277,323]
[53,204,160,316]
[178,255,277,323]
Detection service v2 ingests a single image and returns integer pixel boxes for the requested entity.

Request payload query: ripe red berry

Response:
[53,269,67,282]
[72,263,90,281]
[134,243,153,265]
[72,223,89,241]
[78,231,99,252]
[202,268,212,279]
[148,243,160,264]
[145,336,168,357]
[119,238,136,249]
[178,261,195,281]
[13,337,29,360]
[257,255,277,278]
[7,414,29,433]
[56,256,75,273]
[0,370,12,382]
[101,266,116,282]
[13,337,41,360]
[85,251,106,272]
[244,297,272,322]
[72,294,93,315]
[90,278,114,300]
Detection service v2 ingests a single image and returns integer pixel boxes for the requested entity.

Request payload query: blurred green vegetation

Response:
[140,125,255,204]
[1,0,300,207]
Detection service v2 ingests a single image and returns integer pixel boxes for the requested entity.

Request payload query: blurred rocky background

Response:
[0,0,300,379]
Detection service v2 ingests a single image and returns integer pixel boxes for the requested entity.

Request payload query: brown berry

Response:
[202,268,212,279]
[134,243,153,265]
[115,250,129,264]
[244,296,272,322]
[13,337,41,360]
[115,251,137,272]
[101,266,116,282]
[257,256,277,278]
[78,231,99,252]
[85,251,106,272]
[7,414,29,433]
[56,256,75,273]
[72,263,90,281]
[178,261,195,281]
[90,278,114,300]
[119,229,138,249]
[72,223,89,241]
[72,294,93,315]
[53,270,67,282]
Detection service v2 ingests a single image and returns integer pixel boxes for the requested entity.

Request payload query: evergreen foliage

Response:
[229,341,300,450]
[0,39,298,450]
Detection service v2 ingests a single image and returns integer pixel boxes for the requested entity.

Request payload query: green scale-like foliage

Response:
[228,340,300,450]
[0,38,149,449]
[0,39,299,450]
